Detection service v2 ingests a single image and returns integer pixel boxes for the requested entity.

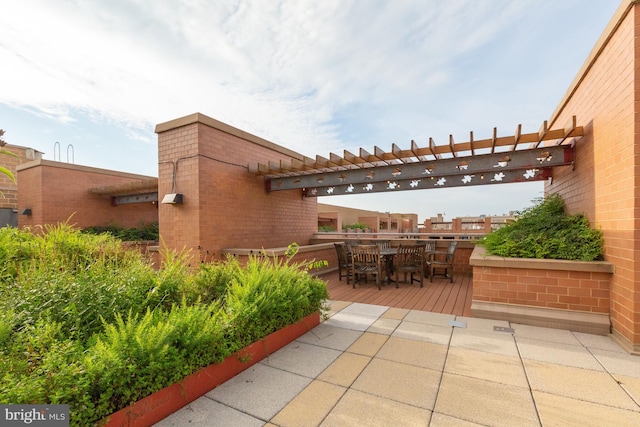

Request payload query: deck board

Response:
[318,269,473,316]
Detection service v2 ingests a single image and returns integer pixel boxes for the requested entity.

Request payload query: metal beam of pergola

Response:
[250,116,583,197]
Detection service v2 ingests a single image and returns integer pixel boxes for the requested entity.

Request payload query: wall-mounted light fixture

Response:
[21,208,32,216]
[161,193,184,204]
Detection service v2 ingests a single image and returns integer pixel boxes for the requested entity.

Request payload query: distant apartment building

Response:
[317,203,418,233]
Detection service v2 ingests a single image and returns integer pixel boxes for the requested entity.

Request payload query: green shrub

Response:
[82,222,159,241]
[223,255,329,348]
[0,224,158,342]
[479,194,604,261]
[0,224,328,426]
[189,255,242,305]
[342,222,369,230]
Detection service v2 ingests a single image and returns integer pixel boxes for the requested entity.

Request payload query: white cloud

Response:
[0,0,620,218]
[0,0,537,153]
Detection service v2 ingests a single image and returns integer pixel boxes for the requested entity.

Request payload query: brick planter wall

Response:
[470,246,614,336]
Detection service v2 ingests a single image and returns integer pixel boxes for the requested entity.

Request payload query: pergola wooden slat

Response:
[254,116,583,195]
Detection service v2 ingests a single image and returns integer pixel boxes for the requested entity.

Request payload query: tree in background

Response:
[0,129,18,184]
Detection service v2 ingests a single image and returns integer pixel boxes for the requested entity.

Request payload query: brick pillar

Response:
[484,217,492,233]
[452,218,462,233]
[156,113,318,262]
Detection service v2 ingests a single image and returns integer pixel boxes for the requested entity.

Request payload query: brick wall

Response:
[0,145,41,210]
[545,1,640,347]
[17,160,158,229]
[156,114,318,262]
[473,266,610,313]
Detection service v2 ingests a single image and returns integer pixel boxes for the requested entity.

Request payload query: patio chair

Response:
[376,240,392,250]
[334,242,352,284]
[417,240,437,276]
[345,240,362,252]
[376,240,394,273]
[350,244,383,290]
[394,244,426,288]
[427,241,458,282]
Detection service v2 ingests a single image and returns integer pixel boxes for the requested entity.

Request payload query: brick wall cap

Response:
[16,159,156,180]
[221,242,335,257]
[470,246,614,273]
[155,112,304,161]
[549,0,638,127]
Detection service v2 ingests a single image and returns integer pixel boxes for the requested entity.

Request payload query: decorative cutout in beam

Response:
[302,168,553,197]
[267,145,573,192]
[252,117,583,196]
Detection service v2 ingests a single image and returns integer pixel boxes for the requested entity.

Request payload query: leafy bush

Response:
[0,224,328,426]
[342,222,369,230]
[0,224,157,341]
[82,222,159,241]
[479,194,604,261]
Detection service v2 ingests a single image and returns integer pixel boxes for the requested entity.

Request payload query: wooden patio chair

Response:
[394,244,426,288]
[376,240,392,250]
[334,242,352,284]
[417,240,437,277]
[427,241,458,282]
[376,240,394,274]
[350,244,383,290]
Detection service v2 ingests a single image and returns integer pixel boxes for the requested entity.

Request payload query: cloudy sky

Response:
[0,0,620,220]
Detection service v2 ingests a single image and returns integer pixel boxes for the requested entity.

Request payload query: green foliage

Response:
[0,224,328,426]
[0,129,18,185]
[223,255,329,348]
[84,304,227,416]
[0,224,157,341]
[479,194,604,261]
[189,255,242,305]
[318,225,335,232]
[342,222,369,230]
[82,222,159,241]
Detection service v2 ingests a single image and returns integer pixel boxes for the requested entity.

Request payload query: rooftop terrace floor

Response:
[320,269,473,317]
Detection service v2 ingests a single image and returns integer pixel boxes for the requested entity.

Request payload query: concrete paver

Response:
[392,320,452,345]
[204,363,311,420]
[434,373,539,427]
[450,327,519,356]
[154,300,640,426]
[444,346,528,388]
[320,389,432,427]
[261,341,342,378]
[523,359,640,410]
[296,323,362,351]
[270,380,346,427]
[516,336,605,370]
[316,352,371,387]
[376,336,448,371]
[351,357,441,409]
[367,317,401,334]
[533,391,640,426]
[511,322,583,346]
[344,331,388,356]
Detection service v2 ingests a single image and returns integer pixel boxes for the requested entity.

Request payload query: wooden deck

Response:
[318,269,473,317]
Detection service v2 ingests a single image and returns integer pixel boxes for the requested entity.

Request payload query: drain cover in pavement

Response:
[448,320,467,328]
[494,326,515,333]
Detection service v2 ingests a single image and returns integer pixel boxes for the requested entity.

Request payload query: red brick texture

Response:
[156,114,317,262]
[472,266,611,314]
[546,1,640,346]
[0,145,39,210]
[17,160,158,229]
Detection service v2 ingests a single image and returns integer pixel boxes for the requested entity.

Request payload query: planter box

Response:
[469,246,614,335]
[100,312,320,427]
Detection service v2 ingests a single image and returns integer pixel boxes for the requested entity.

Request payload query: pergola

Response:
[251,116,583,197]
